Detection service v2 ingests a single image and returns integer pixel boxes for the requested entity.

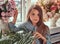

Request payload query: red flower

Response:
[50,5,57,11]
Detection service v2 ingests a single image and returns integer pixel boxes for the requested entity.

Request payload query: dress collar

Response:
[24,21,36,31]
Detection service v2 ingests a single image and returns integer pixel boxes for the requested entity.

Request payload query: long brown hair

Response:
[27,5,49,37]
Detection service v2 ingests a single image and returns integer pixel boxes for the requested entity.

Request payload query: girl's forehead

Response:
[30,9,39,13]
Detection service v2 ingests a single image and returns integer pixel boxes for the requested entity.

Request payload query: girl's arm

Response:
[8,22,20,32]
[8,22,28,33]
[12,8,18,24]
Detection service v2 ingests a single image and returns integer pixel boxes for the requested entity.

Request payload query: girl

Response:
[8,5,51,44]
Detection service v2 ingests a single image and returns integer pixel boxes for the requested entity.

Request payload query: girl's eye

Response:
[32,13,35,15]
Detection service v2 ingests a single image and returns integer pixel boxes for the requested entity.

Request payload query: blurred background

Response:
[14,0,60,28]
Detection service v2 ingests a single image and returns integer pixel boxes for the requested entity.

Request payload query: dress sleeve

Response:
[8,22,29,33]
[46,27,52,44]
[8,22,21,32]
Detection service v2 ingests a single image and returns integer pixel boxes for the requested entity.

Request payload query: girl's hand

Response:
[34,32,47,44]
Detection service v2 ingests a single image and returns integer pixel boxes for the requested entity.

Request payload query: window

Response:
[14,0,28,26]
[15,0,22,22]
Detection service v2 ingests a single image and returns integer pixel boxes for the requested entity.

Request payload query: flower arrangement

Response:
[1,0,16,16]
[0,0,17,23]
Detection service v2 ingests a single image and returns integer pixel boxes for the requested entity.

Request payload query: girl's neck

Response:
[28,21,37,27]
[32,23,37,27]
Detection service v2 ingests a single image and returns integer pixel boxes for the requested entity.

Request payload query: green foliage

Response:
[0,27,34,44]
[0,39,12,44]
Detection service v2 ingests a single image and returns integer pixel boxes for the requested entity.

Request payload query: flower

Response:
[0,0,16,23]
[50,5,57,11]
[1,0,16,16]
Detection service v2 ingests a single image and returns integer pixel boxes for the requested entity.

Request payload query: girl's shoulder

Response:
[19,21,31,27]
[19,21,35,31]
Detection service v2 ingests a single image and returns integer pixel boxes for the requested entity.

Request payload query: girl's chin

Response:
[32,21,38,24]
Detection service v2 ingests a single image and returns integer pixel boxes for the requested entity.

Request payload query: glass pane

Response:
[15,0,22,22]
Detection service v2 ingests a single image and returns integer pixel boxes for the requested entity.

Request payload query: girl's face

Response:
[29,9,39,25]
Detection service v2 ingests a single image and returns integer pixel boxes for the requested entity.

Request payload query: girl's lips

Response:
[33,19,38,21]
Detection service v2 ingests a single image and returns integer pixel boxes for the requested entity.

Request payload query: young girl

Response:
[8,5,51,44]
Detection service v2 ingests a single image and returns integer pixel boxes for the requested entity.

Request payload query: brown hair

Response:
[27,5,49,37]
